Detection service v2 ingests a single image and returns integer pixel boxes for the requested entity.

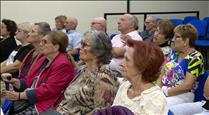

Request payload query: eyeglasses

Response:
[16,29,23,33]
[40,39,51,45]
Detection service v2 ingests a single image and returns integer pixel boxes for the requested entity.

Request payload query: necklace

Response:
[178,48,194,62]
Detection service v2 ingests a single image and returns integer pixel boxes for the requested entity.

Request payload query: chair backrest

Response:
[168,110,174,115]
[194,70,209,102]
[203,17,209,39]
[170,19,183,26]
[203,17,209,23]
[183,16,199,24]
[189,20,208,38]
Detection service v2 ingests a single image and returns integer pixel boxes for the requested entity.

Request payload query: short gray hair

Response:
[83,30,112,64]
[132,15,139,30]
[34,22,51,36]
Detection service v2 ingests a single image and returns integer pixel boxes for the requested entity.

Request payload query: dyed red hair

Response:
[127,39,164,82]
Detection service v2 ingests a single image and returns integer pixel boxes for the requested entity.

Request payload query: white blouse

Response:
[113,81,168,115]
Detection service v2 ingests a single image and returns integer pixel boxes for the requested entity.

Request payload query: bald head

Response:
[91,17,107,32]
[64,16,78,30]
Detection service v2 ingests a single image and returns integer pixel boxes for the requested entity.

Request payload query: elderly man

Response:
[139,16,158,43]
[109,14,142,74]
[91,17,107,32]
[64,16,82,61]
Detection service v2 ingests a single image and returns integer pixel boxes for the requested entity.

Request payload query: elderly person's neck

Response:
[121,28,135,35]
[129,74,154,95]
[85,59,100,71]
[46,52,59,63]
[31,42,42,55]
[19,38,30,46]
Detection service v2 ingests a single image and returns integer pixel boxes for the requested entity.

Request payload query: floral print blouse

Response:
[58,65,119,115]
[161,49,204,91]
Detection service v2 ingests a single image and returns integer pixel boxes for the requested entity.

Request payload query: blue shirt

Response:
[65,30,82,51]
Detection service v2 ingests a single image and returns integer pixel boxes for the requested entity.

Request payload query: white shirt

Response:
[113,81,168,115]
[109,30,142,73]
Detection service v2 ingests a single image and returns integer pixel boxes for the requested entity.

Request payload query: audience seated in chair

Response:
[91,17,107,33]
[53,15,67,31]
[157,24,205,107]
[152,20,174,57]
[1,22,51,98]
[139,16,157,43]
[1,22,34,78]
[64,16,82,62]
[0,19,18,63]
[109,13,142,74]
[112,39,168,115]
[1,31,76,114]
[56,30,119,115]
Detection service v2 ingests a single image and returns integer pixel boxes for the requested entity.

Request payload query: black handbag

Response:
[9,100,31,114]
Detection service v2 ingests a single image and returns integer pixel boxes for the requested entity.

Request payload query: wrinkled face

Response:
[40,35,58,56]
[15,28,28,41]
[91,19,103,31]
[145,17,155,31]
[55,19,63,30]
[79,36,96,62]
[172,32,188,51]
[121,47,139,81]
[64,19,74,30]
[153,27,167,45]
[0,22,9,37]
[118,15,132,33]
[27,25,42,44]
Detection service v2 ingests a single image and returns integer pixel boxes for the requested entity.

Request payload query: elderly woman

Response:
[18,22,51,79]
[1,31,76,114]
[152,20,175,57]
[1,22,34,77]
[57,30,119,115]
[54,15,67,31]
[112,39,167,115]
[1,22,50,111]
[157,24,205,107]
[0,19,17,63]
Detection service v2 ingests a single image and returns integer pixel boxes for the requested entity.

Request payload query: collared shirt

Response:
[64,30,82,51]
[109,30,142,73]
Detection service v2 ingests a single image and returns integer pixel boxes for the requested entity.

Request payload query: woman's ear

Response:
[54,44,60,51]
[184,38,190,46]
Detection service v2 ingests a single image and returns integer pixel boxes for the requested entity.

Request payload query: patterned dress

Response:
[162,49,204,91]
[58,65,119,115]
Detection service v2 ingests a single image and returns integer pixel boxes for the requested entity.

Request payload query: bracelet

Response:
[18,92,21,100]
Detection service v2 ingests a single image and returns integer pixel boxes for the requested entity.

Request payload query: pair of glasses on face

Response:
[16,29,24,33]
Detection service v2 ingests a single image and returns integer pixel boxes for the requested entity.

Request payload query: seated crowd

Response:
[0,13,208,115]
